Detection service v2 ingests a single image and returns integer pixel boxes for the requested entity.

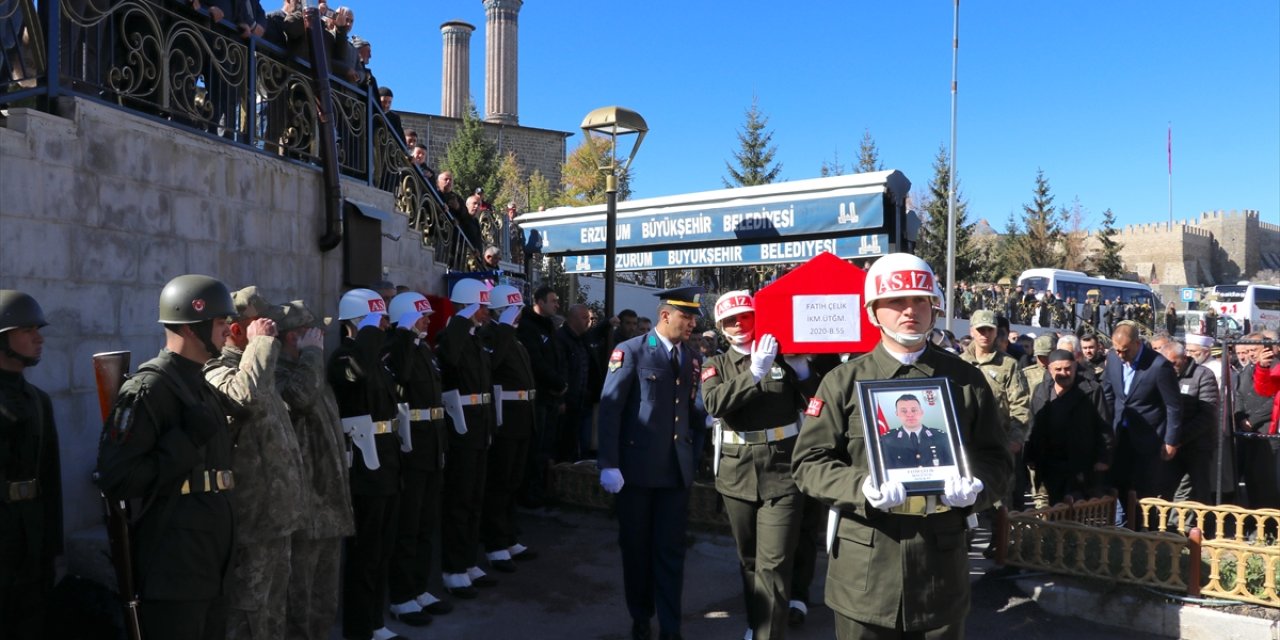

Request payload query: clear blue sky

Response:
[356,1,1280,230]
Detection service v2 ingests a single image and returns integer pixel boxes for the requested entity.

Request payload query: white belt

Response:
[720,422,799,445]
[407,407,446,421]
[458,393,493,406]
[500,389,535,402]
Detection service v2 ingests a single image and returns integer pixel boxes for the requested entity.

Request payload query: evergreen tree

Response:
[856,129,883,173]
[723,97,781,187]
[1093,208,1125,278]
[493,151,525,212]
[1009,169,1064,272]
[559,138,632,206]
[526,169,555,211]
[915,145,977,283]
[994,211,1022,283]
[441,102,499,198]
[819,150,845,177]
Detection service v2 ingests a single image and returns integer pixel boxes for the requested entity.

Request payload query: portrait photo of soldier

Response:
[874,391,956,474]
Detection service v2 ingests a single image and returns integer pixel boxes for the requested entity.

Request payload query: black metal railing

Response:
[1,0,496,270]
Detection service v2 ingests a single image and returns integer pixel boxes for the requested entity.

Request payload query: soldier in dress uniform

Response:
[792,254,1011,639]
[203,287,306,639]
[328,288,404,640]
[701,290,819,640]
[437,278,498,598]
[878,394,956,470]
[0,290,62,640]
[480,285,540,572]
[273,301,356,640]
[96,274,238,640]
[598,286,706,640]
[384,291,454,624]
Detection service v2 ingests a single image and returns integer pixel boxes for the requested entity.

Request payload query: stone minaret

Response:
[483,0,521,125]
[440,20,475,119]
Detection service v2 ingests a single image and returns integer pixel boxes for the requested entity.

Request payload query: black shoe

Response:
[512,548,539,561]
[788,606,806,628]
[422,599,454,615]
[388,609,433,626]
[471,574,498,588]
[444,585,478,599]
[490,558,517,573]
[631,621,651,640]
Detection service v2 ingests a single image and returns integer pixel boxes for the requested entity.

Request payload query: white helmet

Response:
[338,288,388,321]
[488,284,524,310]
[862,253,939,345]
[713,290,754,324]
[389,291,433,320]
[450,278,491,306]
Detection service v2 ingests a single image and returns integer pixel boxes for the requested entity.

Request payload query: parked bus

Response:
[1015,268,1157,327]
[1207,283,1280,333]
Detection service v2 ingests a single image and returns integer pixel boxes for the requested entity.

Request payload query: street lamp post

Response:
[580,106,648,318]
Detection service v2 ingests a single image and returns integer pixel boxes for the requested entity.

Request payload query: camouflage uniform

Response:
[204,336,306,639]
[961,345,1030,509]
[275,332,355,640]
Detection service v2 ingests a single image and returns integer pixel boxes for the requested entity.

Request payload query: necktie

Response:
[910,432,920,449]
[670,346,680,377]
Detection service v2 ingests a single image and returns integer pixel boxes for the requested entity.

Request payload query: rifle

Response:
[93,350,143,640]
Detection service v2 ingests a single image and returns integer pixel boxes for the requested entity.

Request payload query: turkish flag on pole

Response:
[875,403,890,436]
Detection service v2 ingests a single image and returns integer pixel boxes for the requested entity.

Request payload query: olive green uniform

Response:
[791,344,1011,636]
[702,349,817,640]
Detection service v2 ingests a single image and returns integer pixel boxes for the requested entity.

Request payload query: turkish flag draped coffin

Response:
[753,251,879,355]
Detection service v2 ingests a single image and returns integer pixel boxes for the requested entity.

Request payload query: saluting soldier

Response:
[273,301,355,640]
[203,287,306,639]
[480,285,540,572]
[328,288,403,640]
[437,278,498,598]
[384,291,453,623]
[0,290,62,640]
[96,275,238,639]
[701,290,818,640]
[792,254,1011,639]
[598,286,706,640]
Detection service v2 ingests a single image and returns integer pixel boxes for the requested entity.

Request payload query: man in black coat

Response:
[515,286,566,507]
[1027,350,1113,505]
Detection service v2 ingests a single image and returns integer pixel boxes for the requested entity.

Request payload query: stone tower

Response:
[439,20,475,119]
[483,0,521,125]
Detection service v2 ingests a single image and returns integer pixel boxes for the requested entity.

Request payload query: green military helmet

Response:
[0,289,49,333]
[158,274,236,324]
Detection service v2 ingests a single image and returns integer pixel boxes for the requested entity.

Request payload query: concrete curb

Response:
[1014,576,1280,640]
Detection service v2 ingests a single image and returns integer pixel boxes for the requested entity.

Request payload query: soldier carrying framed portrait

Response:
[856,378,971,495]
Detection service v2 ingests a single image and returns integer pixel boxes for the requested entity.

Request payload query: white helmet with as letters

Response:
[450,278,491,306]
[389,291,433,320]
[338,288,388,321]
[863,253,940,345]
[488,284,524,311]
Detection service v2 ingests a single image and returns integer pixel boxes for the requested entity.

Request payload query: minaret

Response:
[483,0,521,125]
[440,20,475,119]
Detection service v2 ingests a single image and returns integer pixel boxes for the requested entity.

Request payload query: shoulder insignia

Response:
[701,366,717,382]
[608,349,625,372]
[105,392,140,443]
[805,397,825,417]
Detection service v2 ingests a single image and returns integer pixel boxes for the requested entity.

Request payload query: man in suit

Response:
[598,286,706,640]
[1101,322,1184,506]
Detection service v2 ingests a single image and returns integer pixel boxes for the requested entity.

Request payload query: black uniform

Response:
[0,369,62,640]
[329,326,402,639]
[480,321,536,556]
[515,308,566,506]
[878,426,955,469]
[385,325,449,607]
[96,350,234,640]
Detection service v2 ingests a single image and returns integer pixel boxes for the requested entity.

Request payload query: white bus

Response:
[1207,283,1280,333]
[1016,268,1157,306]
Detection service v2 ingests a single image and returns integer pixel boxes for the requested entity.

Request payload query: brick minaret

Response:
[440,20,475,119]
[483,0,521,125]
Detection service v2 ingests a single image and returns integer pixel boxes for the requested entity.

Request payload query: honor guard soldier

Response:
[204,287,305,639]
[96,275,238,640]
[273,301,356,640]
[480,285,540,571]
[0,290,62,640]
[328,288,404,640]
[384,291,453,624]
[792,254,1011,640]
[701,290,819,640]
[437,278,498,598]
[598,286,707,640]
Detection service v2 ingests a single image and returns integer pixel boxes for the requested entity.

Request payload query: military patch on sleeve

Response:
[804,397,825,417]
[608,349,625,372]
[701,366,718,382]
[106,394,138,443]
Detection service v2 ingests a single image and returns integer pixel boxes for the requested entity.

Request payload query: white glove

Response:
[456,303,480,319]
[297,327,324,350]
[600,468,625,494]
[396,310,423,329]
[498,305,521,326]
[942,474,984,508]
[749,334,779,382]
[357,313,383,330]
[861,476,906,511]
[783,354,811,380]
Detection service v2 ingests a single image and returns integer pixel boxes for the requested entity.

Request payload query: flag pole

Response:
[1167,123,1173,230]
[944,0,959,332]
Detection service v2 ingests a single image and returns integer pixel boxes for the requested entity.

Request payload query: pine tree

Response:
[526,169,555,211]
[819,150,845,177]
[441,102,499,198]
[994,211,1022,283]
[493,152,525,212]
[1010,169,1064,272]
[559,138,632,206]
[856,129,883,173]
[723,97,781,187]
[915,145,977,283]
[1093,208,1125,278]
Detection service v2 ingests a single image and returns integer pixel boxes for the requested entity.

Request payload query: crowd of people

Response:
[950,281,1162,333]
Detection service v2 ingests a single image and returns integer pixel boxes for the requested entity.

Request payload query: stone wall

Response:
[0,97,447,540]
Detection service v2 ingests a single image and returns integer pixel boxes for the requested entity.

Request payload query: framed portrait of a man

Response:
[856,378,970,495]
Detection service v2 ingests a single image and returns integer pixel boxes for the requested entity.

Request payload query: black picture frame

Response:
[855,377,971,496]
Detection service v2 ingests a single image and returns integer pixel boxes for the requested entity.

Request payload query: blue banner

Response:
[533,192,886,254]
[562,235,892,273]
